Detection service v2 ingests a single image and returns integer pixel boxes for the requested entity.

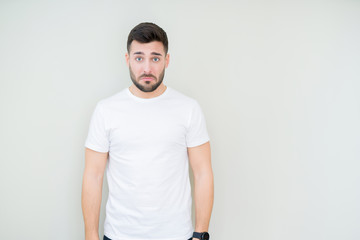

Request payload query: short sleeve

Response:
[186,101,210,147]
[84,102,110,153]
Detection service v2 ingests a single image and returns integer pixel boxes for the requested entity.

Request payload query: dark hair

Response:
[127,22,168,54]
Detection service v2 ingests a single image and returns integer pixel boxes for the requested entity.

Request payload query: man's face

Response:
[126,40,169,92]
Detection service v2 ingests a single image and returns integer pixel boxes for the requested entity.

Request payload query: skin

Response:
[82,40,214,240]
[82,149,108,240]
[125,40,170,98]
[188,141,214,239]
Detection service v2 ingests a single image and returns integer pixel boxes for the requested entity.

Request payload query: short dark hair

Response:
[127,22,168,54]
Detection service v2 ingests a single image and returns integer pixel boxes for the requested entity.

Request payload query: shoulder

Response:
[167,86,200,107]
[96,88,129,108]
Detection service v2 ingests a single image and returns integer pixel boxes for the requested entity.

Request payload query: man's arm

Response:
[81,148,108,240]
[188,141,214,238]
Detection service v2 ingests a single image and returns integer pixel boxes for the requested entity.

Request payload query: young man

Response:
[82,22,214,240]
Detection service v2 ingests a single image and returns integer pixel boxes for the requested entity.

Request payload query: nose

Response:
[143,59,151,74]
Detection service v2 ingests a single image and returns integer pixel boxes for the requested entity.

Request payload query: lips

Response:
[141,77,154,81]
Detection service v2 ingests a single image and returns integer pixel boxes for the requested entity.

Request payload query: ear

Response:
[165,53,170,68]
[125,52,130,67]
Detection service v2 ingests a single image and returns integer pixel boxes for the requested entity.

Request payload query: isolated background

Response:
[1,0,359,239]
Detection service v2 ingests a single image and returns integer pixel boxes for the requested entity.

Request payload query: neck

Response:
[129,83,167,99]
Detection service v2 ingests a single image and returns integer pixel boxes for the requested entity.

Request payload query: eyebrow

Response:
[133,51,163,56]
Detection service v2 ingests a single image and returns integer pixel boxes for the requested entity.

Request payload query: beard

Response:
[129,65,165,93]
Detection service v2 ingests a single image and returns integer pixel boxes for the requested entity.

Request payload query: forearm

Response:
[81,172,103,240]
[193,171,214,232]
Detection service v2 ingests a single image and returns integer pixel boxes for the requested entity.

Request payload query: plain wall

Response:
[0,0,359,239]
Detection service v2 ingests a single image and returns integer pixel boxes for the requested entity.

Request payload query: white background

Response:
[0,0,359,239]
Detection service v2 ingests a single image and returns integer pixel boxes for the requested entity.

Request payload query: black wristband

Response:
[192,232,210,240]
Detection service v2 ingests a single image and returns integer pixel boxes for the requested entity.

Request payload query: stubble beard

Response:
[129,65,165,93]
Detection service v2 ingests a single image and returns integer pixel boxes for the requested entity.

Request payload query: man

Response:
[82,22,214,240]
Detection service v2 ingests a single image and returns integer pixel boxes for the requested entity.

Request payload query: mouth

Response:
[140,77,155,81]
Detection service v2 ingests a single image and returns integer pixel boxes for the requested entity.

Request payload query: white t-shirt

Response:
[84,86,210,240]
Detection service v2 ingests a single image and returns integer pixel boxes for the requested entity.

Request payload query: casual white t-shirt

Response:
[84,86,210,240]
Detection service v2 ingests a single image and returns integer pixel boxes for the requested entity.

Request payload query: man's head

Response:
[127,22,168,54]
[126,22,169,93]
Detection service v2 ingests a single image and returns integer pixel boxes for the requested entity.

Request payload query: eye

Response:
[135,57,142,61]
[153,57,160,62]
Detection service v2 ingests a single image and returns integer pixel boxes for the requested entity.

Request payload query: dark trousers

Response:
[104,235,192,240]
